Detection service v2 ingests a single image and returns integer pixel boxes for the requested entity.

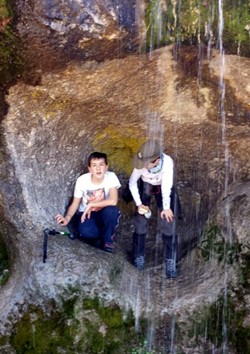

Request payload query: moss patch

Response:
[93,127,145,176]
[0,233,10,286]
[0,16,24,86]
[189,293,250,353]
[0,0,9,19]
[198,223,241,264]
[240,254,250,290]
[2,296,148,354]
[0,0,25,120]
[145,0,250,56]
[10,308,78,354]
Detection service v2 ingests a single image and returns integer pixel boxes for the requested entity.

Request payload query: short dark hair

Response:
[88,152,108,166]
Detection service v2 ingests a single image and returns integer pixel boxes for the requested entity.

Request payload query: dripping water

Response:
[218,0,233,352]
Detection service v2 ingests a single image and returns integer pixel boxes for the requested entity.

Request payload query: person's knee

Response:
[101,206,120,223]
[161,219,175,235]
[78,223,99,238]
[134,214,147,234]
[102,206,119,216]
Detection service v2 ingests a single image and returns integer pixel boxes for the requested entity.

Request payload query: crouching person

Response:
[55,152,121,253]
[129,140,180,278]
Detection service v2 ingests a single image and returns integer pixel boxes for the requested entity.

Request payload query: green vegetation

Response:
[131,339,161,354]
[5,290,250,353]
[0,295,151,353]
[10,307,78,354]
[188,222,250,352]
[190,293,250,353]
[239,254,250,290]
[145,0,250,56]
[0,0,24,95]
[198,223,241,264]
[93,127,145,176]
[223,2,250,54]
[0,233,9,286]
[0,0,9,18]
[145,0,171,49]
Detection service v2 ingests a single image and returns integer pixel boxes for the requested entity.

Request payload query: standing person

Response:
[129,140,179,278]
[55,152,121,253]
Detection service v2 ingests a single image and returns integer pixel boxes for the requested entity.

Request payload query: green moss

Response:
[10,308,78,354]
[100,306,123,328]
[240,254,250,289]
[145,0,170,50]
[0,0,25,114]
[222,3,250,56]
[0,0,11,19]
[189,294,250,353]
[93,127,145,176]
[82,322,105,353]
[83,296,100,310]
[81,297,148,352]
[61,294,79,318]
[83,297,125,328]
[3,296,149,353]
[0,233,10,286]
[0,335,7,346]
[145,0,250,56]
[198,223,241,264]
[131,339,162,353]
[185,250,250,352]
[6,295,250,354]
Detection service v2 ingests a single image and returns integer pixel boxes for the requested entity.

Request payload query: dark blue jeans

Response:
[77,206,120,248]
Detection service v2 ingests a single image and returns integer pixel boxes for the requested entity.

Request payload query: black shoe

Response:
[68,232,77,240]
[104,244,115,253]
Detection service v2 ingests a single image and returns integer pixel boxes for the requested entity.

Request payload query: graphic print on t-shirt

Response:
[86,188,105,211]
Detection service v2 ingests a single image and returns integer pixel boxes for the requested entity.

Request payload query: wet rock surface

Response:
[14,0,143,74]
[0,44,249,352]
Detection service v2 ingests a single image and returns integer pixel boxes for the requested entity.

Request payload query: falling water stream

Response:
[131,0,239,352]
[218,0,232,352]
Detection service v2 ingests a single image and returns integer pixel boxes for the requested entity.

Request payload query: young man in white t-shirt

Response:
[56,152,121,252]
[129,140,180,278]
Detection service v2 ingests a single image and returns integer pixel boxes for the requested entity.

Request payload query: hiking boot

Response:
[134,255,145,270]
[165,259,177,279]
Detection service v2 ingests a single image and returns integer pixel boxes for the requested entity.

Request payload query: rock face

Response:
[14,0,144,73]
[3,46,249,240]
[0,42,249,349]
[0,0,249,351]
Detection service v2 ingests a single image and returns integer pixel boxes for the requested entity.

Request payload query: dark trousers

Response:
[133,181,180,262]
[77,206,120,247]
[162,234,178,261]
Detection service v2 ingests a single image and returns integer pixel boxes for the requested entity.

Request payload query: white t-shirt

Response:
[74,171,121,212]
[129,153,173,210]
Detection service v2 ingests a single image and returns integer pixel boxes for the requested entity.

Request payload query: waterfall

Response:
[218,1,233,353]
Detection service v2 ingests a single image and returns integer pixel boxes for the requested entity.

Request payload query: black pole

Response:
[42,229,74,263]
[43,228,49,263]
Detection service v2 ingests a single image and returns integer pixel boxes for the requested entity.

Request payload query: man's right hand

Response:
[55,214,69,226]
[137,205,149,215]
[80,205,92,223]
